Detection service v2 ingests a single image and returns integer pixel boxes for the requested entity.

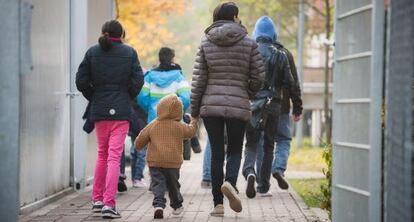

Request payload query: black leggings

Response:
[203,117,246,206]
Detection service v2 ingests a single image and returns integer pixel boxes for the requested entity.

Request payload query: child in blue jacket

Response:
[137,47,190,123]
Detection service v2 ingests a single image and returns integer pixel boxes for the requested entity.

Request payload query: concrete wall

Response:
[0,0,21,221]
[13,0,115,214]
[332,0,384,221]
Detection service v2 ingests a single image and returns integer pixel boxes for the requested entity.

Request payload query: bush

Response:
[320,142,332,219]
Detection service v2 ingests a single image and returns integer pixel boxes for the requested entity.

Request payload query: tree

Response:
[323,0,333,143]
[116,0,190,67]
[304,0,334,142]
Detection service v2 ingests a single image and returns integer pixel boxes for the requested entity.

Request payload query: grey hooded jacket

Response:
[190,21,265,121]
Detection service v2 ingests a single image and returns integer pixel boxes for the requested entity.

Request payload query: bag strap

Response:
[265,45,279,99]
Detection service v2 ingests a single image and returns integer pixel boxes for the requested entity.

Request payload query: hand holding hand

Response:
[190,117,199,123]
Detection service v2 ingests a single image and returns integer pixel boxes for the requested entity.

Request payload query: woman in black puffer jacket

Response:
[76,20,144,219]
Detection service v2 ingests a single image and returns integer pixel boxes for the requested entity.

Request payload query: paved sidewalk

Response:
[20,148,322,222]
[285,171,325,180]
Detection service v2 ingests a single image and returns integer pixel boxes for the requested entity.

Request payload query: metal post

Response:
[369,0,385,221]
[0,0,20,220]
[70,0,88,190]
[296,0,305,149]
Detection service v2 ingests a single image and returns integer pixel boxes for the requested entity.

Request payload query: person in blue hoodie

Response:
[242,16,301,198]
[254,18,303,191]
[134,47,191,187]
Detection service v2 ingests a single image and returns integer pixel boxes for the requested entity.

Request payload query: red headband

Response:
[109,37,122,42]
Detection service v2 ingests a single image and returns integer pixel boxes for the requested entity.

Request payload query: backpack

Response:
[250,45,280,130]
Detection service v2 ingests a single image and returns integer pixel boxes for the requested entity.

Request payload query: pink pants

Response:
[92,120,129,207]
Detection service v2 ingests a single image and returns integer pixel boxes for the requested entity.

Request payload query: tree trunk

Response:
[115,0,119,19]
[324,0,332,143]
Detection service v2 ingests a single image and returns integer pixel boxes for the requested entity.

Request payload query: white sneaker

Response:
[221,182,242,212]
[91,201,103,216]
[210,204,224,217]
[258,191,273,197]
[102,205,121,219]
[172,206,184,215]
[133,179,147,188]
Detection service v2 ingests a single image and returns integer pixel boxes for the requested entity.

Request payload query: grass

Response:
[288,178,327,208]
[285,137,328,209]
[287,137,325,172]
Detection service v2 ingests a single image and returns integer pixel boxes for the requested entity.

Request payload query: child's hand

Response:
[190,117,199,123]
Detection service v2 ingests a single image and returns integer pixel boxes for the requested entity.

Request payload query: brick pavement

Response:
[19,148,322,222]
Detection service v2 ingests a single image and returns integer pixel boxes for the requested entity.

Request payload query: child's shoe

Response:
[117,180,127,192]
[172,206,184,215]
[154,207,164,219]
[102,206,121,219]
[210,204,224,217]
[191,144,202,153]
[133,179,147,188]
[91,201,103,216]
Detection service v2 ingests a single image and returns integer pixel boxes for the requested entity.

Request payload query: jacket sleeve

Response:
[135,123,152,150]
[281,52,302,115]
[180,118,198,139]
[137,74,151,114]
[190,45,208,117]
[176,79,191,112]
[248,42,265,98]
[75,50,93,101]
[129,49,144,99]
[285,50,303,115]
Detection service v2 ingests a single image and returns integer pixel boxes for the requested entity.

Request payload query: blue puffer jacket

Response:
[137,67,190,123]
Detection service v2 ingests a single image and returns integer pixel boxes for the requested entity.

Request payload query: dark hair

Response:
[98,20,124,51]
[158,47,175,65]
[213,2,238,22]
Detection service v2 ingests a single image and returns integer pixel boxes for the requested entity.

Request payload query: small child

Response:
[135,94,198,219]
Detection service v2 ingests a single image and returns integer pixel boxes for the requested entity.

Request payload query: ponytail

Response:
[98,20,124,52]
[99,33,112,51]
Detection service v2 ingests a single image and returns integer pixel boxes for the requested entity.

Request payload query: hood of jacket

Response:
[156,94,183,121]
[253,16,278,42]
[146,69,183,88]
[204,20,248,46]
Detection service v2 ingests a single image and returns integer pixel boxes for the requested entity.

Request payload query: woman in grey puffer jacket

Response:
[190,2,264,216]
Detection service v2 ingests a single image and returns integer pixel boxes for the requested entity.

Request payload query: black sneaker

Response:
[191,144,202,153]
[246,174,256,198]
[117,179,127,192]
[201,180,211,189]
[154,207,164,219]
[102,206,121,219]
[92,201,103,216]
[272,172,289,190]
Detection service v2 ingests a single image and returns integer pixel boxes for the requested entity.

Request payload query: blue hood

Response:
[253,16,278,42]
[146,69,183,88]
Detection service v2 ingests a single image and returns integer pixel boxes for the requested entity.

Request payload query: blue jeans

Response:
[130,136,146,181]
[202,140,211,182]
[256,113,292,177]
